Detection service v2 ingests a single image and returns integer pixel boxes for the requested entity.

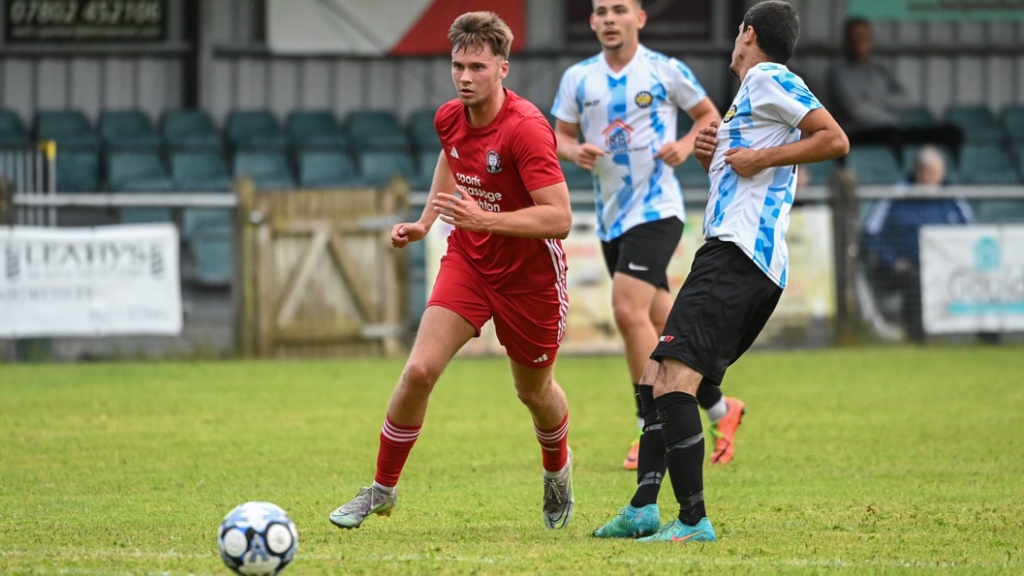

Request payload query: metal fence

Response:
[0,142,56,226]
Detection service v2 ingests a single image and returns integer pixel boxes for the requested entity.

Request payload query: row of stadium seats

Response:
[841,143,1024,186]
[0,108,442,155]
[53,148,442,194]
[897,104,1024,147]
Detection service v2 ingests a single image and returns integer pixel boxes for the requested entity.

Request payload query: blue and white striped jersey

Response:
[551,45,707,241]
[704,63,821,288]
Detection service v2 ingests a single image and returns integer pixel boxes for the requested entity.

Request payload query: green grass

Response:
[1,346,1022,575]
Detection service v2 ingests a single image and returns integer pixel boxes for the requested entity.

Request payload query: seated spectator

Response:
[860,146,973,342]
[826,18,962,161]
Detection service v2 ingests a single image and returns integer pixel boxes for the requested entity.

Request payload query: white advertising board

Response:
[423,207,835,356]
[921,225,1024,334]
[0,225,182,337]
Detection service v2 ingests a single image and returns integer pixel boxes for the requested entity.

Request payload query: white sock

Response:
[705,397,728,423]
[372,481,396,494]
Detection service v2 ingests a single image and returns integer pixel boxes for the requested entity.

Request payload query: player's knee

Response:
[514,380,552,408]
[612,298,647,331]
[401,359,443,391]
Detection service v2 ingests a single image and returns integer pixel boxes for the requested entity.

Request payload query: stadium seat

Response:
[107,151,175,223]
[896,105,937,129]
[233,150,294,190]
[34,110,100,150]
[358,149,415,187]
[171,151,232,192]
[347,110,410,151]
[98,110,161,150]
[407,109,440,153]
[108,151,174,192]
[845,145,903,185]
[0,109,31,147]
[958,144,1019,185]
[801,159,836,187]
[411,149,440,191]
[560,159,594,190]
[189,220,233,287]
[974,199,1024,224]
[1000,105,1024,146]
[161,109,222,151]
[900,144,959,184]
[674,156,708,189]
[297,149,360,188]
[225,110,289,151]
[287,110,349,150]
[945,105,1003,145]
[55,149,100,192]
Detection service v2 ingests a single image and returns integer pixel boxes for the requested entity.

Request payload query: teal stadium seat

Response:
[945,105,1003,145]
[347,110,410,151]
[0,109,31,147]
[674,156,709,189]
[801,159,837,187]
[35,110,100,150]
[189,220,233,287]
[98,110,161,150]
[55,150,100,192]
[846,145,903,185]
[958,144,1019,185]
[233,150,294,190]
[297,150,360,188]
[901,144,959,184]
[226,110,289,151]
[107,151,175,223]
[897,105,937,129]
[412,149,440,191]
[287,110,349,151]
[407,109,440,153]
[171,151,233,244]
[171,151,232,192]
[560,159,594,190]
[1000,105,1024,147]
[161,109,222,151]
[358,150,415,187]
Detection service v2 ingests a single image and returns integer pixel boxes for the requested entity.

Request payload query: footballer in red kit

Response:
[430,90,569,366]
[330,11,577,533]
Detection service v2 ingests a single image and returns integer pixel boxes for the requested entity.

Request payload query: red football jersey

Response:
[434,88,568,292]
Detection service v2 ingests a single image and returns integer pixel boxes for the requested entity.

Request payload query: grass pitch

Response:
[1,346,1022,575]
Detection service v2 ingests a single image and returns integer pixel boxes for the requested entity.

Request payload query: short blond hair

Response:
[448,11,513,60]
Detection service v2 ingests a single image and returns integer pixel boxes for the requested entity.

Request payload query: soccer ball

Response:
[217,501,299,576]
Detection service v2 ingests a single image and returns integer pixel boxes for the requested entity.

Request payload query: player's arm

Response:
[434,181,572,240]
[654,97,721,167]
[391,150,455,248]
[723,107,850,178]
[554,120,605,170]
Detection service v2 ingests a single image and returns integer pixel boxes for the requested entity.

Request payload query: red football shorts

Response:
[427,249,565,368]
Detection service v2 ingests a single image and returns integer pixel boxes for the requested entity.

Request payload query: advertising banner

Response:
[424,207,836,357]
[0,224,182,337]
[920,225,1024,333]
[847,0,1024,21]
[266,0,526,56]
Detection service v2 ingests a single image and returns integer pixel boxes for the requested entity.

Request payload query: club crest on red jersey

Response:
[486,150,503,174]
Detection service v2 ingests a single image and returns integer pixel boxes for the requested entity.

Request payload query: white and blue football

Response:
[217,501,299,576]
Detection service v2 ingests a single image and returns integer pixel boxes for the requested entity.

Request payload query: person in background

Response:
[826,18,961,158]
[861,145,973,342]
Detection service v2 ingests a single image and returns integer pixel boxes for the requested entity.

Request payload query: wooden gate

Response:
[236,179,409,358]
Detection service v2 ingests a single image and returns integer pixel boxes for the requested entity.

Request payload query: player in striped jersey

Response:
[551,0,743,478]
[594,0,849,542]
